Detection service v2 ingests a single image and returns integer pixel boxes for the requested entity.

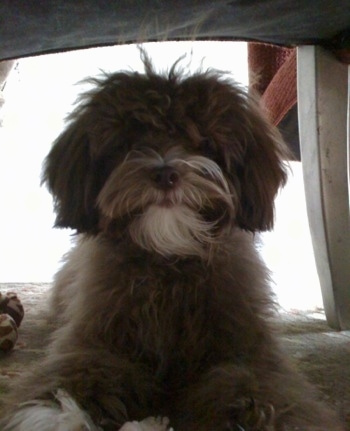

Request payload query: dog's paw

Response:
[120,416,173,431]
[229,397,275,431]
[1,389,102,431]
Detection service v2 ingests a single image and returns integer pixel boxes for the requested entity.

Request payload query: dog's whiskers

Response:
[181,156,228,186]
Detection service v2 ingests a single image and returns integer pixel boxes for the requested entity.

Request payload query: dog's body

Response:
[1,54,344,430]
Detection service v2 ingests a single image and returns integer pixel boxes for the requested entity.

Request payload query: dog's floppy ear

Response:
[233,97,289,232]
[42,121,99,233]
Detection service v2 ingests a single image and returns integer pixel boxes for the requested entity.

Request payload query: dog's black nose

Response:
[151,166,180,189]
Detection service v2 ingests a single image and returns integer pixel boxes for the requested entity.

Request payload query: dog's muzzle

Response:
[96,147,236,257]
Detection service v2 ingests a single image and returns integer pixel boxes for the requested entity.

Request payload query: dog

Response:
[0,51,345,431]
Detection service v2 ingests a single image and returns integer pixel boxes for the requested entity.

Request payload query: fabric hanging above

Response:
[0,0,350,61]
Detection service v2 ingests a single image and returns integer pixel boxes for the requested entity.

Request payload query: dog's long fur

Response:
[0,53,345,430]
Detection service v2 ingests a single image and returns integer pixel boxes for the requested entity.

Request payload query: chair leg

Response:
[297,45,350,330]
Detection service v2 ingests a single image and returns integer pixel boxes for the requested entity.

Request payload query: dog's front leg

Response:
[1,393,174,431]
[174,361,344,431]
[0,389,101,431]
[0,350,159,431]
[173,364,275,431]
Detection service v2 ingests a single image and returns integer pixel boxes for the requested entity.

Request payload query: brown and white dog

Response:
[1,52,344,431]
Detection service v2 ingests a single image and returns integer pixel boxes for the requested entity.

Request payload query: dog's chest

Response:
[114,257,215,376]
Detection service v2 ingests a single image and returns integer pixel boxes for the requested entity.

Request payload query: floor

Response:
[0,283,349,429]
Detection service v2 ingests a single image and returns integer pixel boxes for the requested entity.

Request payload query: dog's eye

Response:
[199,137,217,158]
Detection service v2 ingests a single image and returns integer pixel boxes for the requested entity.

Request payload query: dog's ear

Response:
[233,98,289,232]
[42,121,100,233]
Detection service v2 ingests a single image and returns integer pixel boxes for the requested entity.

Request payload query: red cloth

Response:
[248,43,297,127]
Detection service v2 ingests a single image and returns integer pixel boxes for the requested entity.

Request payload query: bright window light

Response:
[0,41,322,311]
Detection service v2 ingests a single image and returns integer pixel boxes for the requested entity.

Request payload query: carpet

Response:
[0,283,349,428]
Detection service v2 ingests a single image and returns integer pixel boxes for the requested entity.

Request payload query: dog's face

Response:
[43,56,288,258]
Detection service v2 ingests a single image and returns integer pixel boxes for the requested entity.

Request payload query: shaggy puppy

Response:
[1,54,344,431]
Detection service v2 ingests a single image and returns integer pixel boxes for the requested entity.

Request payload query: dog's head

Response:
[42,54,288,258]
